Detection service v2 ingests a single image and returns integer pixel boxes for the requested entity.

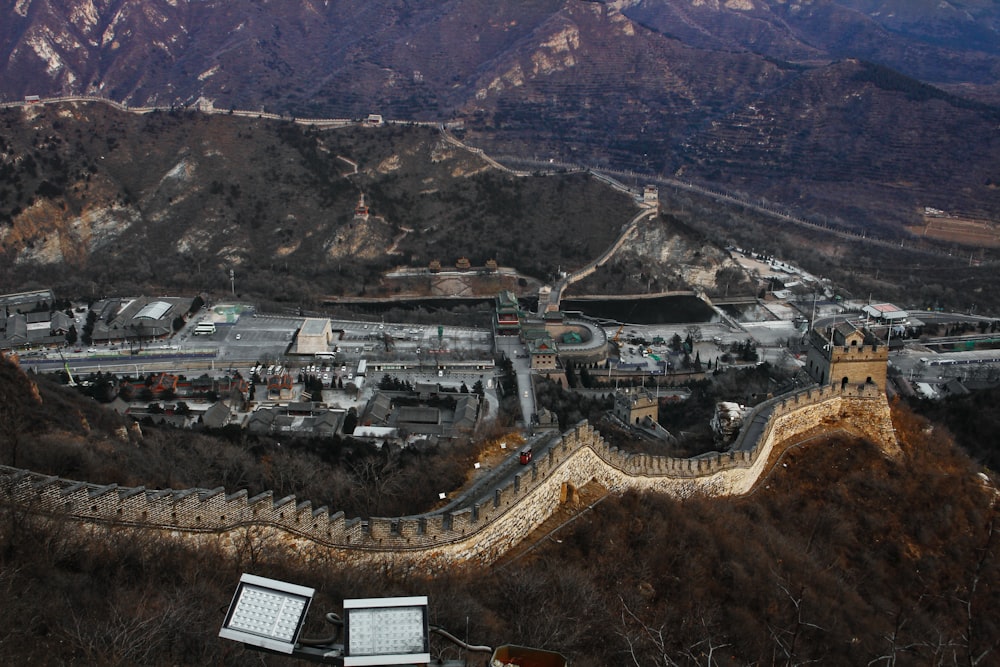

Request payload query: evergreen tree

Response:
[343,407,358,434]
[82,310,97,345]
[564,362,578,388]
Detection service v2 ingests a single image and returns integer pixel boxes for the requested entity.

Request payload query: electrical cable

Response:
[297,612,344,647]
[430,625,493,653]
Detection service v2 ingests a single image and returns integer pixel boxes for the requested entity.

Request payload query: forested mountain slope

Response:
[2,0,999,231]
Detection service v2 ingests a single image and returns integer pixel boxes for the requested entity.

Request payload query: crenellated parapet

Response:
[0,383,895,568]
[805,322,889,390]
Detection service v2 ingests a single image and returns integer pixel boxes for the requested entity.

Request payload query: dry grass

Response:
[908,215,1000,248]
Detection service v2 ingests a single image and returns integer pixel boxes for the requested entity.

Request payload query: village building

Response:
[0,289,56,315]
[87,296,190,345]
[247,403,345,436]
[267,373,296,400]
[361,386,480,440]
[526,336,558,370]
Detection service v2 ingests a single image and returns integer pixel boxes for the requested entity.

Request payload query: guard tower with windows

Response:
[805,320,888,391]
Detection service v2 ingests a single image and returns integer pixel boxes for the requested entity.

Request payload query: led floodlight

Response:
[219,573,315,654]
[344,596,430,666]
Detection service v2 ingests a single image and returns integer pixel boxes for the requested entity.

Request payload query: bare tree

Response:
[768,574,826,666]
[619,597,680,667]
[868,609,921,667]
[0,361,41,467]
[63,590,190,666]
[350,452,404,517]
[232,524,276,570]
[679,615,731,667]
[955,515,999,667]
[619,597,730,667]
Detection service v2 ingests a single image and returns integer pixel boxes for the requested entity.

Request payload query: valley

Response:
[1,2,1000,665]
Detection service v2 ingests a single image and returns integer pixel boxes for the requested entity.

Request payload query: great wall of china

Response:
[0,383,896,570]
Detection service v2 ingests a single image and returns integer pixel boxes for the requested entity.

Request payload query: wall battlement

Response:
[0,383,895,567]
[829,346,886,360]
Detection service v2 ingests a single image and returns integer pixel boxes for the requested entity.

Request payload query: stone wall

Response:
[0,384,895,568]
[828,346,889,391]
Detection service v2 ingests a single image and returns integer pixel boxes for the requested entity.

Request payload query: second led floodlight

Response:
[343,596,430,666]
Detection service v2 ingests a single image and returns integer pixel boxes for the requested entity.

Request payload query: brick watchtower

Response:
[805,321,888,392]
[613,388,659,426]
[354,193,370,220]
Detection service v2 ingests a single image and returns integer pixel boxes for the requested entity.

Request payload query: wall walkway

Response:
[0,384,894,569]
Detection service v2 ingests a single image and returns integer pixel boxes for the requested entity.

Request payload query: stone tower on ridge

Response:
[805,320,888,391]
[354,193,370,221]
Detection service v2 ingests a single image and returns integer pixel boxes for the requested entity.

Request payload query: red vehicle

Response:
[519,448,533,465]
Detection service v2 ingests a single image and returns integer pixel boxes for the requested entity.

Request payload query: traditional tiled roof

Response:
[202,402,232,429]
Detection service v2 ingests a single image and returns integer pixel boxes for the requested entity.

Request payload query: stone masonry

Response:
[0,384,895,570]
[805,321,889,391]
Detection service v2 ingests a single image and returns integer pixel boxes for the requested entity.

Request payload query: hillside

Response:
[623,0,1000,94]
[0,356,477,519]
[0,99,996,313]
[675,59,1000,231]
[1,1,999,233]
[0,102,634,301]
[0,356,997,664]
[4,101,1000,312]
[4,1,997,109]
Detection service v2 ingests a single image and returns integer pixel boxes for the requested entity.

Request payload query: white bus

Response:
[357,359,368,377]
[193,322,216,335]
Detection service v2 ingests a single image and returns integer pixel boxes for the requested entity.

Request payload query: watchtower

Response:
[613,388,659,426]
[805,320,888,391]
[354,193,369,220]
[643,185,659,209]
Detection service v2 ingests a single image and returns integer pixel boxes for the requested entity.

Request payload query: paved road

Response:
[494,336,537,425]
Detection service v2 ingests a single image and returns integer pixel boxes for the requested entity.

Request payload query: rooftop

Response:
[135,300,172,320]
[300,318,330,336]
[0,289,55,309]
[862,303,908,320]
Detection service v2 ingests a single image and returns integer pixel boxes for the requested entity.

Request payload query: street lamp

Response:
[343,597,429,666]
[218,576,560,666]
[219,573,315,655]
[219,577,430,664]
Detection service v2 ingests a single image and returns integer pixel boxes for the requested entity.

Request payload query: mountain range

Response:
[2,0,1000,234]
